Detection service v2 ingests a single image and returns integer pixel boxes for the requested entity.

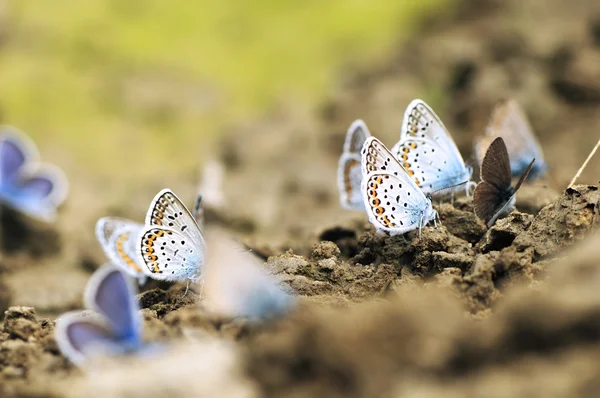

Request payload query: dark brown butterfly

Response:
[473,137,535,227]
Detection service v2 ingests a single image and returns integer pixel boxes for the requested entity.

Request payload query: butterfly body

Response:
[361,136,437,236]
[138,189,205,283]
[338,120,372,210]
[0,128,68,222]
[392,100,474,198]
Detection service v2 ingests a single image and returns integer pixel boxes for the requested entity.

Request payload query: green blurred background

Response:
[1,0,451,178]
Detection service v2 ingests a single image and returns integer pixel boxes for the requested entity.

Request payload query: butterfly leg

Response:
[183,280,191,297]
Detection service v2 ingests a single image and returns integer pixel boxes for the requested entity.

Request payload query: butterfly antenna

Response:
[568,138,600,188]
[431,180,471,196]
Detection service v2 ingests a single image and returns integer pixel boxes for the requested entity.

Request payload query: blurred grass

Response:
[0,0,452,177]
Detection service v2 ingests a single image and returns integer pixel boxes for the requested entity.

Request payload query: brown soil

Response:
[3,0,600,397]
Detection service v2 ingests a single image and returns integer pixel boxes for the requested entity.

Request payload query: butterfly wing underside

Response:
[474,137,519,226]
[361,137,433,235]
[338,120,371,210]
[394,100,471,194]
[138,189,205,282]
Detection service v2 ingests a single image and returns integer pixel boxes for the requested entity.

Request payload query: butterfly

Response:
[0,127,68,222]
[203,229,295,319]
[96,195,204,286]
[475,99,546,180]
[137,189,205,283]
[390,99,475,198]
[55,264,145,367]
[473,137,535,227]
[338,120,372,210]
[361,136,438,236]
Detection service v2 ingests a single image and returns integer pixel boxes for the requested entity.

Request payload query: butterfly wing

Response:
[474,137,518,226]
[0,164,69,222]
[84,264,142,346]
[361,137,434,235]
[55,311,123,367]
[145,189,204,249]
[343,119,371,154]
[473,181,504,225]
[204,230,295,319]
[138,226,204,282]
[96,218,147,282]
[0,127,37,184]
[480,137,512,191]
[485,99,546,178]
[338,120,371,210]
[513,158,536,192]
[396,100,471,195]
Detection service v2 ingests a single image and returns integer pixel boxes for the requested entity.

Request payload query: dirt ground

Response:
[2,0,600,396]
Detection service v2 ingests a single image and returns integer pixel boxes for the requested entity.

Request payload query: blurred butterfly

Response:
[475,99,546,180]
[0,127,68,222]
[55,264,146,367]
[203,229,295,319]
[361,136,438,236]
[338,120,372,210]
[137,189,205,284]
[391,99,475,198]
[96,218,148,286]
[473,137,535,227]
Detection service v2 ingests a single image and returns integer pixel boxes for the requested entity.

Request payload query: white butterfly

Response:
[96,217,148,285]
[361,137,438,236]
[338,120,371,210]
[391,99,474,198]
[137,189,205,283]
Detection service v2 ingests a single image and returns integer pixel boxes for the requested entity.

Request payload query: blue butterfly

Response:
[55,264,148,367]
[0,127,68,222]
[475,99,547,180]
[204,230,295,319]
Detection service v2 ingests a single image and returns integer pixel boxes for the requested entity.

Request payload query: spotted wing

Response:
[361,137,432,235]
[138,226,204,282]
[400,100,465,161]
[145,189,204,248]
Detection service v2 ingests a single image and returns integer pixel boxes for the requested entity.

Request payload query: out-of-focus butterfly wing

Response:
[0,128,36,184]
[338,120,371,210]
[84,265,141,345]
[204,229,295,319]
[55,311,122,367]
[95,217,147,283]
[485,99,546,178]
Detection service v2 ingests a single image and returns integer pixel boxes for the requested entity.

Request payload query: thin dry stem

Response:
[568,138,600,188]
